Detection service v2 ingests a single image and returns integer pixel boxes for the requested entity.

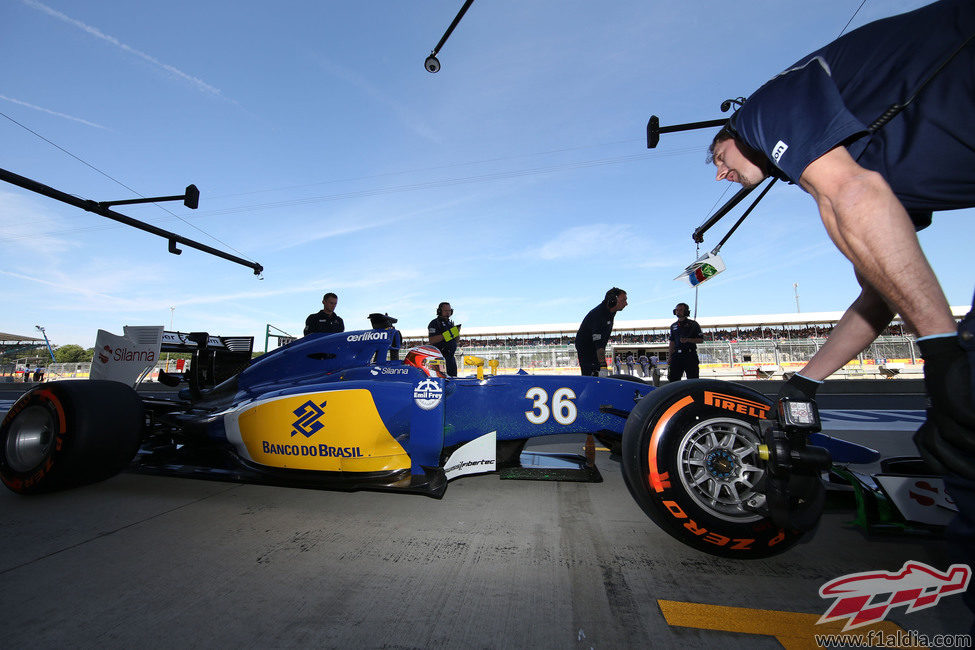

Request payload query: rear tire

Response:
[1,381,144,494]
[621,379,804,558]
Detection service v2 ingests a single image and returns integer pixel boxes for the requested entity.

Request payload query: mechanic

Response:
[668,303,703,382]
[304,292,345,336]
[368,312,402,361]
[707,0,975,629]
[428,302,460,377]
[638,352,650,378]
[575,288,627,377]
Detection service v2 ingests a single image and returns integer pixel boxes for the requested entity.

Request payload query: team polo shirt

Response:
[428,317,458,356]
[304,310,344,335]
[575,303,615,355]
[670,319,703,354]
[730,0,975,228]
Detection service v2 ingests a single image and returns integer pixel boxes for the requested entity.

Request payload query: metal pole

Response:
[0,167,262,275]
[35,326,55,362]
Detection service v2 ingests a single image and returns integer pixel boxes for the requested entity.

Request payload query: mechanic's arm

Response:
[799,272,894,380]
[428,325,461,345]
[799,146,955,343]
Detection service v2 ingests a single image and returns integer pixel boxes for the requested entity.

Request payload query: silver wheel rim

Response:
[5,405,56,472]
[676,417,765,523]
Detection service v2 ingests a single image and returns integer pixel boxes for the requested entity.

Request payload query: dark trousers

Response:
[577,347,599,377]
[667,351,699,381]
[445,352,457,377]
[948,294,975,637]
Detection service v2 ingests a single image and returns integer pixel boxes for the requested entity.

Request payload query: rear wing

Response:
[162,331,254,389]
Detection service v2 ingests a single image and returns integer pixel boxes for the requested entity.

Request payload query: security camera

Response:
[425,55,441,73]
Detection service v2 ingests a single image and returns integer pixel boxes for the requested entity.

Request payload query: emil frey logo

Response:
[291,399,327,438]
[818,561,971,631]
[413,378,443,410]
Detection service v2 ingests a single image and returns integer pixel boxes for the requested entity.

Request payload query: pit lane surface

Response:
[0,382,971,648]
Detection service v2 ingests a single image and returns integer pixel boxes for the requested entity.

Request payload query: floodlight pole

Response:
[0,167,263,275]
[35,325,55,362]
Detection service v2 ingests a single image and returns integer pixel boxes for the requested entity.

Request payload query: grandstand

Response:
[0,331,46,381]
[401,307,971,380]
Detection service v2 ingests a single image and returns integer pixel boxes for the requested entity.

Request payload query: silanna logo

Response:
[818,561,971,631]
[291,399,327,438]
[370,366,410,376]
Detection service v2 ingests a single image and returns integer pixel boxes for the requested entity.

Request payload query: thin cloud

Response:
[534,224,633,261]
[313,55,442,144]
[0,94,110,130]
[21,0,226,99]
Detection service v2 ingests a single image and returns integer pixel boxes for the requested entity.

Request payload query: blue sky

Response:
[2,0,971,350]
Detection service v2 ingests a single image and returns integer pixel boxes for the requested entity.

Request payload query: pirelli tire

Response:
[621,379,803,559]
[0,380,144,494]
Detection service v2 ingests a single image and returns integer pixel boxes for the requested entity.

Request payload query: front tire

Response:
[622,379,804,558]
[1,381,144,494]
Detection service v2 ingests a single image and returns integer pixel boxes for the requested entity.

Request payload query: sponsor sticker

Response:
[370,366,410,376]
[346,331,389,343]
[413,378,443,410]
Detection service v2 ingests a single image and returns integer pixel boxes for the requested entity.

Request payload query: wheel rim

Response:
[5,405,56,472]
[676,416,765,523]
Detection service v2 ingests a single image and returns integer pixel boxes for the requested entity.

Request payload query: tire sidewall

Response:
[0,381,144,494]
[0,387,69,493]
[623,379,802,558]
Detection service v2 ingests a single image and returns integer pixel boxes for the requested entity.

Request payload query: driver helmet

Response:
[404,345,447,378]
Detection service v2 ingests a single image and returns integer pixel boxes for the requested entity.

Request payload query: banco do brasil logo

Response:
[291,399,327,437]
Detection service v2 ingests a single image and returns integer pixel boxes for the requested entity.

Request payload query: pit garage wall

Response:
[400,335,922,380]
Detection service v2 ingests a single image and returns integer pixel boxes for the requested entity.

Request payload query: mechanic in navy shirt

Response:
[575,288,627,376]
[303,292,345,335]
[668,303,703,382]
[708,0,975,626]
[428,302,460,377]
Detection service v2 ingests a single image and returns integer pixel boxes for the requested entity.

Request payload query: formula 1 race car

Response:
[0,329,951,559]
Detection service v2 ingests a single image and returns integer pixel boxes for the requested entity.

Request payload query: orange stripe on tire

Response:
[647,395,694,493]
[35,389,66,434]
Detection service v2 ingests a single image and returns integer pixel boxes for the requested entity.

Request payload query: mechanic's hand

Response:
[597,367,609,378]
[777,373,821,402]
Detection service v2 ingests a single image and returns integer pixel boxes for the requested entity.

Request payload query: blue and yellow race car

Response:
[0,329,946,559]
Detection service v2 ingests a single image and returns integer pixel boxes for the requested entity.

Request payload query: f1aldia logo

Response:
[818,560,971,631]
[291,399,327,438]
[413,378,443,410]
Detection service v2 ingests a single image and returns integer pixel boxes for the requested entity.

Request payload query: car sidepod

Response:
[222,375,447,483]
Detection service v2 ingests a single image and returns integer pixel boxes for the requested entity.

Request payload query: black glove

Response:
[913,415,975,478]
[917,336,975,427]
[913,336,975,479]
[916,335,975,476]
[777,373,821,402]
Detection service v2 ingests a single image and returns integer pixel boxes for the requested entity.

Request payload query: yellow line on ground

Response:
[657,600,924,649]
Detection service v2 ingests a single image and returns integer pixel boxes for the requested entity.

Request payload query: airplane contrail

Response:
[21,0,225,98]
[0,94,110,130]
